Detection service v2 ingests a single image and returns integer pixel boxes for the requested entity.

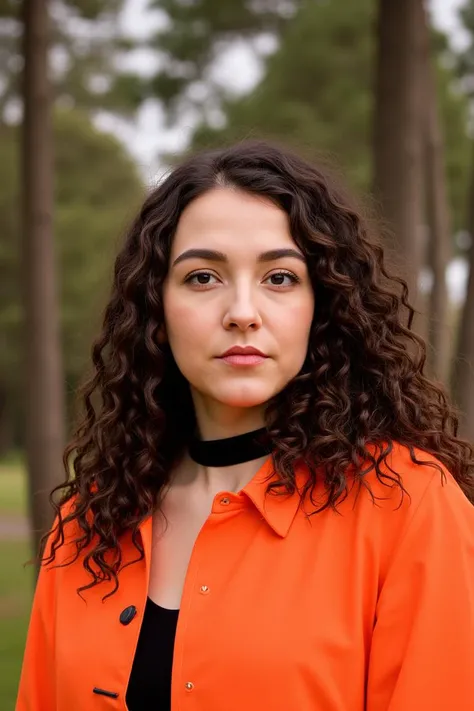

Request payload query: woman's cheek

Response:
[166,302,215,353]
[280,302,313,340]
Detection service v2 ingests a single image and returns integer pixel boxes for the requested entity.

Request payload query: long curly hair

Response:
[41,139,474,599]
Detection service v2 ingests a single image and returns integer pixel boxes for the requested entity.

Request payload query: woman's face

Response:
[162,187,314,418]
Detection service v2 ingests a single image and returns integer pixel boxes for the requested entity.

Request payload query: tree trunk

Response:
[451,142,474,441]
[423,8,452,385]
[21,0,66,563]
[372,0,425,304]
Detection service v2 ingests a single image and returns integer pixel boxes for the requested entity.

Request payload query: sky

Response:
[96,0,471,302]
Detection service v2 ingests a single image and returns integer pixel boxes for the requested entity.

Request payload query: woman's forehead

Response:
[171,187,294,257]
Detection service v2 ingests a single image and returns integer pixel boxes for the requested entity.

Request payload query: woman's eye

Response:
[185,271,218,286]
[265,271,300,287]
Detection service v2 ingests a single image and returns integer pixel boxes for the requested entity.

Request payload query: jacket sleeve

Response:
[366,470,474,711]
[15,519,59,711]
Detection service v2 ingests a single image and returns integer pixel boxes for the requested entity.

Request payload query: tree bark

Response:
[451,141,474,441]
[372,0,425,304]
[423,8,452,384]
[21,0,66,563]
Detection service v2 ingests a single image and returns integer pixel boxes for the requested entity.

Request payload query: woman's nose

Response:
[222,288,263,331]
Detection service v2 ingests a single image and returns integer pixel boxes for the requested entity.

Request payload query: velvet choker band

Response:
[188,427,272,467]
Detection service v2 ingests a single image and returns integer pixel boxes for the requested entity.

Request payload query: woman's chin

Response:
[209,385,273,410]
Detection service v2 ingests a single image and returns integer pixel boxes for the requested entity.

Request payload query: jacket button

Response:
[119,605,137,625]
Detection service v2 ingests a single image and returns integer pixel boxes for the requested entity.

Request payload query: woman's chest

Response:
[147,494,214,609]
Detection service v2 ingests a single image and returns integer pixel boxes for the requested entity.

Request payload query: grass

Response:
[0,455,32,709]
[0,462,27,517]
[0,540,34,711]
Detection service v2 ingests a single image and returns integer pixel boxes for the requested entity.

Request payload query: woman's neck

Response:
[169,451,270,496]
[190,392,266,442]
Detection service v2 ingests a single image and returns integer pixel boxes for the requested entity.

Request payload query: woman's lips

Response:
[219,354,268,366]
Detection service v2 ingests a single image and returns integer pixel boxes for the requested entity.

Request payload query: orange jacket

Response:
[16,444,474,710]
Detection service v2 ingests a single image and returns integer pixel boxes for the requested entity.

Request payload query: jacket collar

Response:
[242,456,306,538]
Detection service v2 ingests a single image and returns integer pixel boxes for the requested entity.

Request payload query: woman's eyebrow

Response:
[258,248,306,264]
[172,247,306,267]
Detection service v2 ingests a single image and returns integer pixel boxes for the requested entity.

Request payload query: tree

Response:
[451,147,474,439]
[21,0,65,558]
[372,0,425,302]
[423,8,453,384]
[8,0,144,558]
[450,0,474,439]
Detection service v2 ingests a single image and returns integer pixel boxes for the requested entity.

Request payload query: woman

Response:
[16,140,474,711]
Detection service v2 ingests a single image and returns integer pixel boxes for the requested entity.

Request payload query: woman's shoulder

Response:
[365,441,467,501]
[351,441,474,540]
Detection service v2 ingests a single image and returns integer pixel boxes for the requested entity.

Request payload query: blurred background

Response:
[1,0,474,707]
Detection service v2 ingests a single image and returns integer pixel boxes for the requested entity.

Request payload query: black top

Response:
[126,597,180,710]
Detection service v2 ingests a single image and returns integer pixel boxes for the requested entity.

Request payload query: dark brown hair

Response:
[41,139,474,599]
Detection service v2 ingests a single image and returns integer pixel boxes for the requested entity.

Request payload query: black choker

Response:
[188,427,272,467]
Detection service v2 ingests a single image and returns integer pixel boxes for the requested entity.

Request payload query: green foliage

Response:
[0,539,33,711]
[458,0,474,78]
[63,0,124,19]
[54,110,145,377]
[0,0,19,18]
[145,0,301,123]
[150,0,299,62]
[0,462,26,516]
[0,110,144,443]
